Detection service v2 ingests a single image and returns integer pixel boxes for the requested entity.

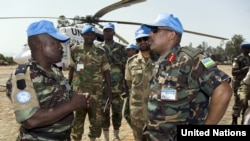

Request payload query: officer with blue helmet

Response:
[125,24,155,141]
[9,20,90,140]
[99,22,128,141]
[125,43,139,57]
[142,13,232,140]
[231,41,250,125]
[69,24,112,141]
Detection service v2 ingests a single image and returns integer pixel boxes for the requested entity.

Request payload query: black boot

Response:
[232,116,238,125]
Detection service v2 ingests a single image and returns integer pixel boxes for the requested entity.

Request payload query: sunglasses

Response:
[136,37,149,43]
[151,27,172,33]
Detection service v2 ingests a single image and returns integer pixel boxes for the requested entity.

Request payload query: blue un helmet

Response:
[103,22,115,30]
[81,24,95,35]
[27,20,70,42]
[143,13,184,34]
[135,25,151,39]
[240,42,250,49]
[126,43,138,50]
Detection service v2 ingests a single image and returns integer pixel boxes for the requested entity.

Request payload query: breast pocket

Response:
[131,68,143,87]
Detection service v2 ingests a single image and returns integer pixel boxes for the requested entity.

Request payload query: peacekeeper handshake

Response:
[70,92,91,110]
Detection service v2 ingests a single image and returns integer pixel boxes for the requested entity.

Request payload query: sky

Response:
[0,0,250,56]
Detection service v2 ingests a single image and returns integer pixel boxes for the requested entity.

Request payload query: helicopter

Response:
[0,0,229,42]
[1,0,229,66]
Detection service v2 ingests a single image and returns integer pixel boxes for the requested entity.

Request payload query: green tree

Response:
[225,34,245,60]
[0,53,5,60]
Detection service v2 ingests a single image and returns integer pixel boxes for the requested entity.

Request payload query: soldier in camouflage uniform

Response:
[69,25,112,141]
[9,20,89,141]
[99,23,128,141]
[125,43,139,58]
[123,43,139,128]
[235,42,250,124]
[142,13,232,141]
[238,69,250,125]
[231,42,250,125]
[125,25,154,141]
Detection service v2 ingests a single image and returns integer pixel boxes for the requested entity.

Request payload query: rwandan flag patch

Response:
[201,57,216,68]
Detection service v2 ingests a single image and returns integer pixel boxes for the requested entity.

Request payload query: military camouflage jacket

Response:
[146,46,231,140]
[70,43,110,93]
[125,52,153,121]
[100,42,127,93]
[232,53,250,81]
[11,61,73,141]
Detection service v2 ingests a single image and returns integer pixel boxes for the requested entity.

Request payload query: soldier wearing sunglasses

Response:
[142,13,232,141]
[125,25,155,141]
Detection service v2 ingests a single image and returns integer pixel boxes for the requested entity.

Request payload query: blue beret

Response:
[103,23,115,30]
[81,25,95,34]
[27,20,69,42]
[241,42,250,49]
[144,13,184,34]
[135,25,151,39]
[126,43,138,50]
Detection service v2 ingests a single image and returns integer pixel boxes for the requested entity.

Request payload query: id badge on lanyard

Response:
[76,56,84,71]
[161,84,177,101]
[159,52,178,101]
[77,63,84,71]
[160,73,177,101]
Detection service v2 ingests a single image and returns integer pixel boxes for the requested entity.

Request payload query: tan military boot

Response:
[103,129,109,141]
[112,130,120,141]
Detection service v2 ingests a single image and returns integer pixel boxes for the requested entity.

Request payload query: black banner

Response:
[177,125,249,140]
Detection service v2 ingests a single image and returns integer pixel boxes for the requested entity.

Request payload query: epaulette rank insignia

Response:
[15,64,29,90]
[201,57,216,69]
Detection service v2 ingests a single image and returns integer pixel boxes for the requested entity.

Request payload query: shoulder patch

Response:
[14,64,30,90]
[127,54,138,63]
[16,90,31,103]
[15,64,29,75]
[201,57,216,69]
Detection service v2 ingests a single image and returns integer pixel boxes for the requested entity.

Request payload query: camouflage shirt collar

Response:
[29,59,61,80]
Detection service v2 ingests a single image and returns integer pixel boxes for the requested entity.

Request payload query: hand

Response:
[71,92,91,110]
[107,91,112,102]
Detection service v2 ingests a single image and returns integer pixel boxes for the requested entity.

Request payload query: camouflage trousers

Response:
[232,82,242,117]
[123,97,132,127]
[143,125,177,141]
[232,92,242,117]
[236,83,250,118]
[71,95,103,140]
[131,119,147,141]
[101,93,124,130]
[130,105,147,141]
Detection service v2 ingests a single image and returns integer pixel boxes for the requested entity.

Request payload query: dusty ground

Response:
[0,65,233,141]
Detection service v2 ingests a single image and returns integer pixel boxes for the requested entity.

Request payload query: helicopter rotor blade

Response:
[98,19,142,26]
[98,19,228,40]
[93,0,146,19]
[0,17,60,20]
[184,30,228,40]
[0,17,228,40]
